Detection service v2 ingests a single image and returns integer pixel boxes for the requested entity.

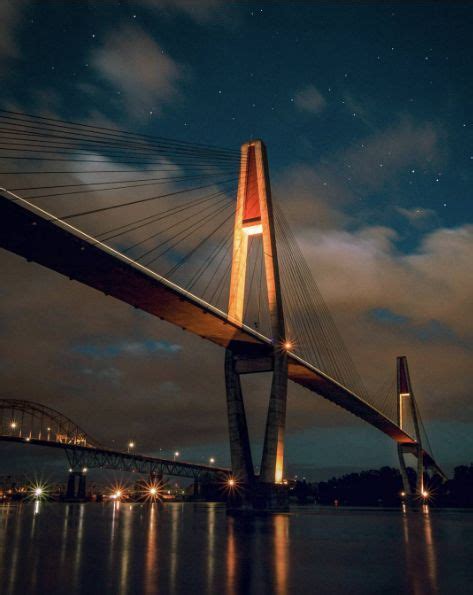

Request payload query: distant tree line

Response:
[289,464,473,507]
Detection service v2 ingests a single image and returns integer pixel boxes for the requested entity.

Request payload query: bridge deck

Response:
[0,191,442,476]
[0,436,229,479]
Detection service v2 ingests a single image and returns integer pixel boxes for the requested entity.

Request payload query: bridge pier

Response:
[226,479,289,514]
[65,469,87,501]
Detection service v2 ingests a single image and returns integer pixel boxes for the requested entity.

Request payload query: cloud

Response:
[137,0,225,22]
[340,118,440,192]
[396,206,437,227]
[0,0,30,66]
[274,118,443,234]
[274,164,350,230]
[294,85,327,114]
[92,25,183,116]
[74,339,182,358]
[297,224,473,339]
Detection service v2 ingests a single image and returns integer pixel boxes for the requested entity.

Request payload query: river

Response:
[0,502,471,594]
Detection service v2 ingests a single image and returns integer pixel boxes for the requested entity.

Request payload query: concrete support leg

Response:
[225,349,254,485]
[78,473,86,499]
[260,352,288,484]
[398,444,412,497]
[416,445,424,496]
[66,472,76,499]
[193,479,199,498]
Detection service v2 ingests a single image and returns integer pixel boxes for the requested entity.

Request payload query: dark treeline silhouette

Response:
[289,464,473,507]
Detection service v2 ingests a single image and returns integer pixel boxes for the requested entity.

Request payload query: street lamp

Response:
[127,441,135,453]
[10,421,17,430]
[209,457,215,464]
[174,451,180,461]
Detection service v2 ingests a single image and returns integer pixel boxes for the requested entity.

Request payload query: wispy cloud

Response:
[92,25,183,117]
[0,0,30,66]
[138,0,225,22]
[294,84,327,114]
[75,339,182,358]
[396,206,437,227]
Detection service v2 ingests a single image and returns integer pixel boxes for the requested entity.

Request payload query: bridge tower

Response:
[225,139,288,511]
[397,355,425,499]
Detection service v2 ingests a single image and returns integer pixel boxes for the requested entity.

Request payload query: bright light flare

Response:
[108,483,127,501]
[27,481,50,501]
[137,479,163,503]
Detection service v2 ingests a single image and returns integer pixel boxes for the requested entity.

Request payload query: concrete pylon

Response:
[397,355,424,497]
[65,469,87,501]
[226,140,288,491]
[224,348,255,484]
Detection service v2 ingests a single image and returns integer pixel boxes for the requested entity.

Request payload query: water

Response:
[0,502,471,594]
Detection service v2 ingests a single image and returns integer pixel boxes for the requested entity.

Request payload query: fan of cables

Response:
[0,109,245,312]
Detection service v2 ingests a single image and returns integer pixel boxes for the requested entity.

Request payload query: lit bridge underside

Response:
[0,191,444,478]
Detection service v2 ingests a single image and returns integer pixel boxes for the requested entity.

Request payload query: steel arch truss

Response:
[0,398,99,447]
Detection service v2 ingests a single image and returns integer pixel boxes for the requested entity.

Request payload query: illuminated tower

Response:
[397,355,425,498]
[225,140,288,489]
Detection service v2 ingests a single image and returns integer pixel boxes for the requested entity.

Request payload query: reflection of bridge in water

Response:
[0,110,446,510]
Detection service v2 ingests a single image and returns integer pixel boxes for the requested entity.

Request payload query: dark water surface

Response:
[0,502,471,594]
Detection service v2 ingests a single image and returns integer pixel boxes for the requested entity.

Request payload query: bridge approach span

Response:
[0,436,229,480]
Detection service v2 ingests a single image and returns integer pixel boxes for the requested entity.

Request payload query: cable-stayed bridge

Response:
[0,110,445,510]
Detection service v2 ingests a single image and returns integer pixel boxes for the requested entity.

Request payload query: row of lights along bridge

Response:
[8,423,217,465]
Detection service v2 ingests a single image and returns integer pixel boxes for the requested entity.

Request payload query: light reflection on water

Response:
[402,505,439,595]
[0,502,472,594]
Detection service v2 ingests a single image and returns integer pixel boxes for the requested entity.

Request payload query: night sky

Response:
[0,1,472,480]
